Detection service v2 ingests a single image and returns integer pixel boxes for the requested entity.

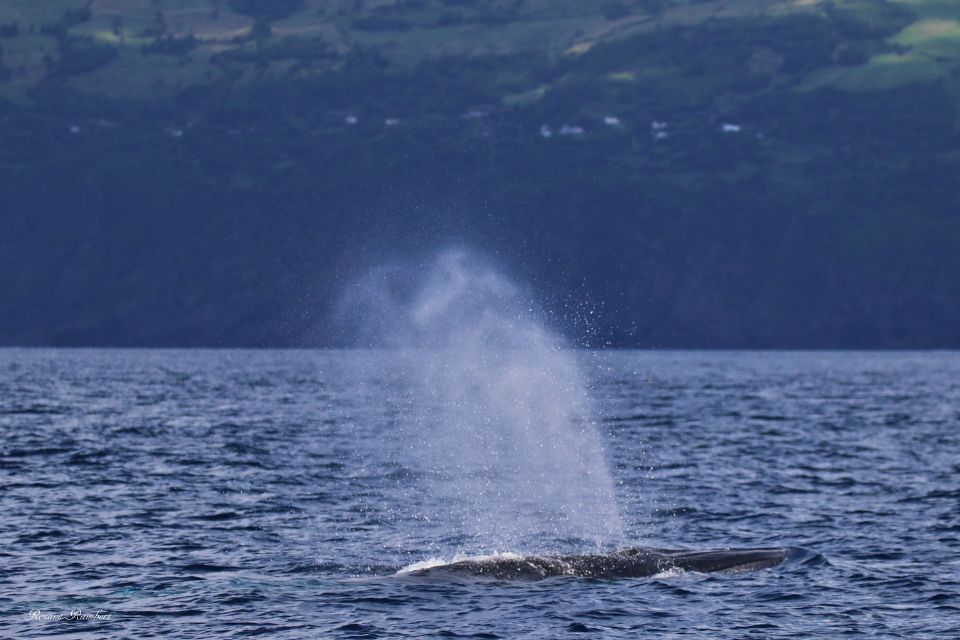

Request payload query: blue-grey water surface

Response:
[1,349,958,638]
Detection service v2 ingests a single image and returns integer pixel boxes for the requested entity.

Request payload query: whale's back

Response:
[403,547,789,580]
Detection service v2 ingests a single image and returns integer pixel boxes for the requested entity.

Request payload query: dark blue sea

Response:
[2,349,958,638]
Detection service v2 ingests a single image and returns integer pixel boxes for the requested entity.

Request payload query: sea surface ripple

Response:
[1,350,958,638]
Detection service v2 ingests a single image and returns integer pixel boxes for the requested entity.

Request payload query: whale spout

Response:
[402,547,789,580]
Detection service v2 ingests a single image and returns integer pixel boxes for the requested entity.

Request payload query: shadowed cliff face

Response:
[1,1,958,348]
[2,108,957,348]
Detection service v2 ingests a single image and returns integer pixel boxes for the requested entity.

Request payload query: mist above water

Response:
[341,249,623,552]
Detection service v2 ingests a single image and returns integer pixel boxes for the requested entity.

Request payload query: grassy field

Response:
[3,0,948,102]
[802,0,960,90]
[0,0,953,145]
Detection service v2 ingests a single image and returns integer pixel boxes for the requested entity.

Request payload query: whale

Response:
[403,547,789,580]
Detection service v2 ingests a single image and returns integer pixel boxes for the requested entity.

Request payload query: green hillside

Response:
[1,0,957,102]
[1,0,959,347]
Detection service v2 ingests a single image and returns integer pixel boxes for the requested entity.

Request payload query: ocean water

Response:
[1,349,958,638]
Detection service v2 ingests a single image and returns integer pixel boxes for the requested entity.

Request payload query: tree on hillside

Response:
[228,0,305,21]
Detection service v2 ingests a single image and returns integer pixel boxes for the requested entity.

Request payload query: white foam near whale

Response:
[396,551,526,576]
